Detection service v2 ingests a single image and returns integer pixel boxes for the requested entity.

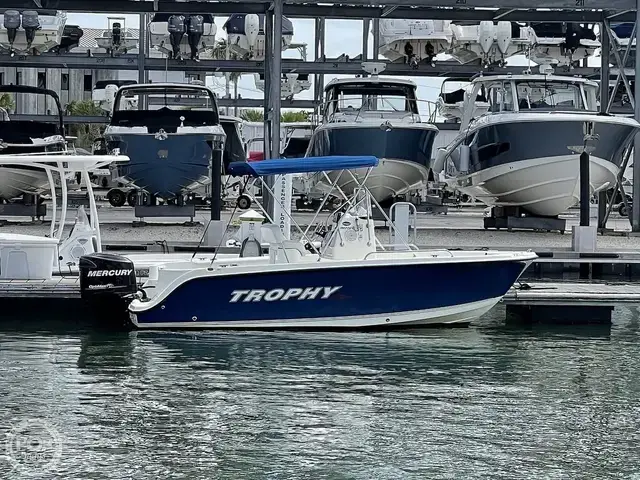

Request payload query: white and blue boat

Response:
[79,155,537,330]
[103,82,226,205]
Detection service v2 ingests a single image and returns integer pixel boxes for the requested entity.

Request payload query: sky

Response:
[68,13,606,116]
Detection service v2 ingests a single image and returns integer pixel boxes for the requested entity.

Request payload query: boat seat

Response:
[261,224,308,263]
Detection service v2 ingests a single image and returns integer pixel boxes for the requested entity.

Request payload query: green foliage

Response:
[65,100,105,149]
[239,109,264,122]
[281,110,310,122]
[0,93,15,111]
[239,109,312,123]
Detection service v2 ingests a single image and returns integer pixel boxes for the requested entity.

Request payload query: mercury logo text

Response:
[229,286,342,303]
[86,269,133,278]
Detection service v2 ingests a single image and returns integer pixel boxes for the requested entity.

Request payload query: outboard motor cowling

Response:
[112,22,122,47]
[79,253,138,329]
[80,252,137,300]
[3,10,20,49]
[167,14,186,59]
[21,11,41,49]
[187,15,204,60]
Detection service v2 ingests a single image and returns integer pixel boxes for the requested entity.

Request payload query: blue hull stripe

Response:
[134,260,528,325]
[464,120,637,174]
[306,127,437,169]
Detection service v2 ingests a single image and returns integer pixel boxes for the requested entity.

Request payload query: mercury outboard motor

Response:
[112,21,122,48]
[167,14,186,60]
[187,15,204,61]
[21,11,41,50]
[3,10,20,56]
[79,252,138,326]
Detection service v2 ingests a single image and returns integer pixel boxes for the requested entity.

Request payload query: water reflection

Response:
[0,307,640,478]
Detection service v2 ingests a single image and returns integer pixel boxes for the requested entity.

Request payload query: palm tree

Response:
[239,109,264,122]
[239,109,312,122]
[281,110,310,122]
[0,93,15,112]
[65,100,105,149]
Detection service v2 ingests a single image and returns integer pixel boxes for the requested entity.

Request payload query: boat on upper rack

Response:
[0,9,67,56]
[608,22,636,69]
[48,24,83,54]
[102,82,226,206]
[374,19,599,69]
[431,71,640,218]
[305,68,439,205]
[96,17,139,56]
[149,13,217,60]
[223,13,293,60]
[253,72,312,99]
[376,19,453,67]
[79,155,538,330]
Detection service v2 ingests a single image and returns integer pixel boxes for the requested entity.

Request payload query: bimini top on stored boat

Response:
[79,154,537,331]
[103,82,226,203]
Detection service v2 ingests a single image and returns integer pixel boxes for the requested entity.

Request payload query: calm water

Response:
[2,306,640,479]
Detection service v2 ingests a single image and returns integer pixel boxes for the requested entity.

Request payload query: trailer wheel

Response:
[237,194,251,210]
[107,189,126,207]
[619,203,629,217]
[126,190,137,207]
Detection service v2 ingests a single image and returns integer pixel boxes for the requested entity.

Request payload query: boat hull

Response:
[307,124,438,203]
[442,116,638,216]
[0,166,50,200]
[0,12,66,55]
[105,133,214,199]
[128,258,531,329]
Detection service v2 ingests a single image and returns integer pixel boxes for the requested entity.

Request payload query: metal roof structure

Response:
[0,53,602,78]
[2,1,638,22]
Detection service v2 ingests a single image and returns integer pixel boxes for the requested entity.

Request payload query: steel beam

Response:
[3,0,634,12]
[599,22,611,230]
[0,1,625,21]
[0,54,601,78]
[284,6,607,21]
[633,1,640,232]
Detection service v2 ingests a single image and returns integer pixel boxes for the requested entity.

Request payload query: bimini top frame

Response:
[226,154,419,258]
[0,152,129,249]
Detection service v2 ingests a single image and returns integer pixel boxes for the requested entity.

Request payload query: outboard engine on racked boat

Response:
[167,14,186,59]
[3,10,20,54]
[21,11,41,50]
[79,253,138,326]
[187,15,204,60]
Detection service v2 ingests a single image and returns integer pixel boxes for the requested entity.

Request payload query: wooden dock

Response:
[503,281,640,306]
[503,281,640,324]
[0,277,80,299]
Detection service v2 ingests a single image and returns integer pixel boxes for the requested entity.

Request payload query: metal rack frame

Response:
[0,0,639,231]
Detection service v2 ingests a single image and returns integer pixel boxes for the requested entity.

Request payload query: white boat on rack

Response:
[432,72,640,217]
[0,9,67,56]
[79,155,537,330]
[305,68,440,206]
